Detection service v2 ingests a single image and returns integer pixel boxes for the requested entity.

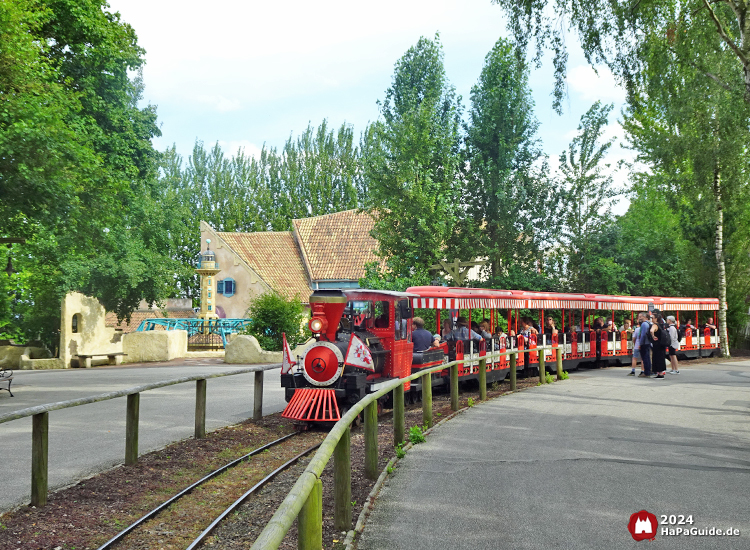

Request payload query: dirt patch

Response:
[0,375,539,550]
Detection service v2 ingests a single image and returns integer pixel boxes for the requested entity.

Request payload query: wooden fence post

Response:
[556,348,564,380]
[31,412,48,507]
[479,358,487,400]
[393,383,404,446]
[422,372,432,429]
[510,352,517,391]
[195,379,206,439]
[253,370,264,421]
[364,400,378,480]
[298,478,322,550]
[125,393,140,466]
[539,352,546,384]
[450,363,459,411]
[333,426,351,531]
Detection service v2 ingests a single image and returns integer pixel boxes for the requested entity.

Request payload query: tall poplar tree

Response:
[459,38,560,282]
[560,101,621,292]
[363,35,463,275]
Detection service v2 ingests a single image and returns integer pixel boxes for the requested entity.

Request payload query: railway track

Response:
[96,432,321,550]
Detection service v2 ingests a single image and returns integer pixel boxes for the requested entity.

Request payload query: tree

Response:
[363,35,463,275]
[160,120,365,302]
[559,101,621,292]
[492,0,750,109]
[0,0,170,346]
[458,38,561,280]
[621,24,750,355]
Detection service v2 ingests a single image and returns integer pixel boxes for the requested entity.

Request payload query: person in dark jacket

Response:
[650,312,668,378]
[411,317,433,352]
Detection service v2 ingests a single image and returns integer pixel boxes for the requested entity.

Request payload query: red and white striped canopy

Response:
[407,286,719,312]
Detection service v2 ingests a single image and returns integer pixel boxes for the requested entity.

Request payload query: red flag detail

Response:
[344,334,375,371]
[282,332,296,374]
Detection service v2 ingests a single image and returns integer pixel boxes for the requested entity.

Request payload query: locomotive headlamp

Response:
[309,317,328,333]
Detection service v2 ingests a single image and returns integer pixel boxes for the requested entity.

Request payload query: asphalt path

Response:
[359,361,750,550]
[0,359,286,512]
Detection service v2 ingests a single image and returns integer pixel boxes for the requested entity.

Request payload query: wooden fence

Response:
[0,364,281,507]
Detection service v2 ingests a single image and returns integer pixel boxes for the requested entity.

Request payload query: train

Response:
[280,287,720,423]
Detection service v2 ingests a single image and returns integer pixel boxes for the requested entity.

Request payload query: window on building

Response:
[223,278,235,297]
[208,291,211,298]
[217,278,235,297]
[72,314,81,334]
[208,305,212,311]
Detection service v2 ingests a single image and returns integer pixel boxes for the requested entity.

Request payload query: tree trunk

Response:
[713,164,731,357]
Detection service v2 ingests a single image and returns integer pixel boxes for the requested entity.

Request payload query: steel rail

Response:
[186,443,322,550]
[0,363,281,424]
[95,431,298,550]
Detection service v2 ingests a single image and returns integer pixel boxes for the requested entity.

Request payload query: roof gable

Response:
[292,210,382,281]
[216,230,311,301]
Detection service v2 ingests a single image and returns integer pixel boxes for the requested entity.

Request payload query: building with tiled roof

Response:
[200,210,382,318]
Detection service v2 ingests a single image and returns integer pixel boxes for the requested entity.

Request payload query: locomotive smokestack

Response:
[308,289,347,341]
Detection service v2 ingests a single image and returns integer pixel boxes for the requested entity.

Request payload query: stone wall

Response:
[122,330,188,363]
[224,335,311,364]
[0,343,52,369]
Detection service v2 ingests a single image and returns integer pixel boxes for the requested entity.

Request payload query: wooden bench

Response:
[75,353,128,368]
[0,369,13,397]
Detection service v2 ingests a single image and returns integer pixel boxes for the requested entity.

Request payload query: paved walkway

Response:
[0,359,285,512]
[359,361,750,549]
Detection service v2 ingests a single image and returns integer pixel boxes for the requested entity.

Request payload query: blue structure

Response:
[136,318,252,347]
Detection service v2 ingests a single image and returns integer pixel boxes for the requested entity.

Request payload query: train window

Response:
[373,301,389,329]
[395,300,409,341]
[395,302,402,340]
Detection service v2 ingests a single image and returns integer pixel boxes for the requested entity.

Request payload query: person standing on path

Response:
[636,312,652,377]
[666,315,680,374]
[629,322,641,376]
[650,312,669,378]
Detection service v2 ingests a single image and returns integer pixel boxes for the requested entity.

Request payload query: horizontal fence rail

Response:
[1,363,281,507]
[251,346,562,550]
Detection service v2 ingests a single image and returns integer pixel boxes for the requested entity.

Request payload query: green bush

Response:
[243,292,309,351]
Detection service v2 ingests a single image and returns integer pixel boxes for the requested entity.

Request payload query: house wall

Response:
[200,221,272,319]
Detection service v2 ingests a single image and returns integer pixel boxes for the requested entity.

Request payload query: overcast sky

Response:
[108,0,632,210]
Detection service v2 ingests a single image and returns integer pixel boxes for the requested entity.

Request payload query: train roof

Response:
[406,286,719,311]
[344,289,419,300]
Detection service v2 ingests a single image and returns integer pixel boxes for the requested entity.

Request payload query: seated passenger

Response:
[543,316,558,337]
[623,319,633,334]
[472,321,492,339]
[411,317,433,352]
[446,316,482,342]
[432,333,441,348]
[519,317,538,338]
[441,319,453,339]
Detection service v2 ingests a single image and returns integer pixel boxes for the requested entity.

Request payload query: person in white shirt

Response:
[666,315,680,374]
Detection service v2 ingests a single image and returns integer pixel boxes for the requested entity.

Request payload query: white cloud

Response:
[217,140,263,159]
[567,65,626,103]
[194,94,242,113]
